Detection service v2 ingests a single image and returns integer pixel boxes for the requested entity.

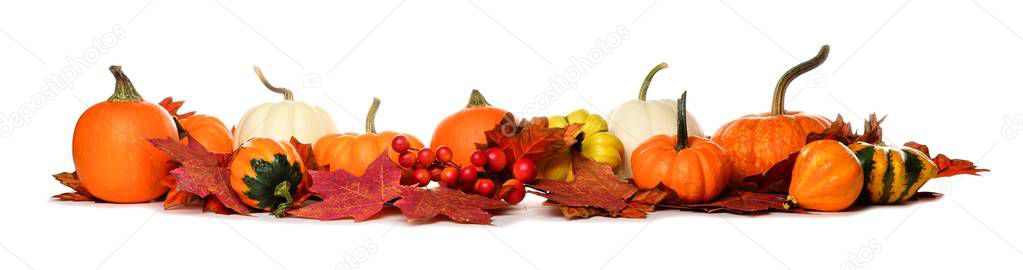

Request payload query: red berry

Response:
[459,166,478,185]
[436,146,453,163]
[470,151,488,167]
[429,166,443,181]
[397,151,417,168]
[484,148,507,172]
[412,169,431,187]
[502,179,526,204]
[417,148,436,165]
[391,135,411,153]
[474,179,495,197]
[439,167,459,187]
[512,158,537,182]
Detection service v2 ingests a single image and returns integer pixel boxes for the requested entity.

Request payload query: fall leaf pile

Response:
[54,46,987,225]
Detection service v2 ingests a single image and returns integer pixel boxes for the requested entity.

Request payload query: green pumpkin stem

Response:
[466,89,492,108]
[675,91,689,151]
[638,62,669,101]
[366,97,381,133]
[272,181,293,218]
[771,45,830,115]
[253,65,295,101]
[107,65,143,102]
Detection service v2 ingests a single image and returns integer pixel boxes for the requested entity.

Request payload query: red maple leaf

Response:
[51,171,96,202]
[904,142,990,178]
[393,186,507,225]
[531,155,638,214]
[482,115,582,163]
[158,97,196,119]
[149,136,250,215]
[288,153,402,221]
[661,190,798,214]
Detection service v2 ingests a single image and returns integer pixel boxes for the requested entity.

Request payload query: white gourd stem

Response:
[253,65,295,101]
[771,45,829,115]
[366,97,381,133]
[638,62,669,101]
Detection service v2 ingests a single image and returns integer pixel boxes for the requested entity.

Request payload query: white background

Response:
[1,1,1020,269]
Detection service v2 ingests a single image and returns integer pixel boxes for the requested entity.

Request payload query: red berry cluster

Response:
[391,135,534,204]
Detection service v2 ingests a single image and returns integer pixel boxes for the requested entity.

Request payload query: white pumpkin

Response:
[233,66,338,148]
[606,63,705,178]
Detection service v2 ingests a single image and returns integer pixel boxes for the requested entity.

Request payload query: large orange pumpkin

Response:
[72,66,177,203]
[713,45,832,182]
[180,115,233,153]
[229,138,309,212]
[314,98,423,177]
[788,139,864,212]
[430,89,512,166]
[632,92,730,204]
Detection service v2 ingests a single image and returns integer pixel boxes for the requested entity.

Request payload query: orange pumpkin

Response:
[431,89,512,166]
[788,140,864,212]
[314,98,424,177]
[713,45,832,182]
[229,138,309,212]
[631,92,730,204]
[72,66,177,203]
[180,115,233,153]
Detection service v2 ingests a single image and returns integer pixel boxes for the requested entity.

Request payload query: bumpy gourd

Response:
[543,109,625,181]
[607,63,704,179]
[229,138,309,214]
[234,66,338,147]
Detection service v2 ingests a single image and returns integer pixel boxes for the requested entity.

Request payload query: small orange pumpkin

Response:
[788,139,864,212]
[713,45,832,182]
[229,138,309,212]
[631,92,730,204]
[73,66,177,203]
[431,90,511,166]
[314,98,423,176]
[180,115,233,153]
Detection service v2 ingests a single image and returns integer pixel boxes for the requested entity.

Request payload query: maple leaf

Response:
[394,186,507,225]
[807,113,885,145]
[660,191,799,215]
[288,153,402,221]
[203,197,234,215]
[903,142,989,178]
[531,155,638,214]
[51,171,97,202]
[739,152,799,194]
[149,136,250,215]
[162,174,197,210]
[158,97,195,119]
[481,114,582,164]
[288,137,317,205]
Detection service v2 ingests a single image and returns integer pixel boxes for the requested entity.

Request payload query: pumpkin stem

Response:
[771,45,830,115]
[107,65,143,102]
[253,65,295,101]
[272,181,293,218]
[638,62,669,101]
[366,97,381,133]
[784,195,798,210]
[675,91,689,151]
[466,89,492,108]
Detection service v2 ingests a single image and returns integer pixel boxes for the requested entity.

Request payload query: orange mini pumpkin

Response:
[73,66,177,203]
[788,139,864,212]
[631,92,730,204]
[314,98,423,177]
[713,45,832,182]
[229,138,309,212]
[180,115,233,153]
[431,90,511,166]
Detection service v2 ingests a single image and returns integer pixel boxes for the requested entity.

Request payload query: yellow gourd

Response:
[542,109,625,181]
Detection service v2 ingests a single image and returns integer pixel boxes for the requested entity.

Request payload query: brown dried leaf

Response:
[482,114,582,164]
[531,156,638,215]
[904,142,990,178]
[52,171,97,202]
[661,191,799,215]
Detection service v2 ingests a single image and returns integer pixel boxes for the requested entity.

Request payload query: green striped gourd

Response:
[848,142,938,204]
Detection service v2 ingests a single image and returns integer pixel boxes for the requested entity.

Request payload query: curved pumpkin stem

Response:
[771,45,829,115]
[253,65,295,101]
[466,89,492,108]
[366,97,381,134]
[107,65,143,102]
[638,62,669,101]
[675,91,688,151]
